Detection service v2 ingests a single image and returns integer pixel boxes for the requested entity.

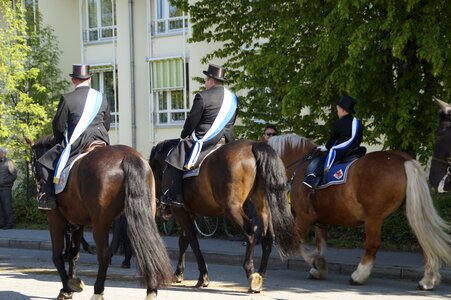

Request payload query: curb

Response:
[2,237,450,285]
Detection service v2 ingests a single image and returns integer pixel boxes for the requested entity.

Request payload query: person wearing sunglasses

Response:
[260,124,278,142]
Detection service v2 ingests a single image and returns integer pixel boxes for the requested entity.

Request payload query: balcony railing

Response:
[83,25,117,43]
[153,16,188,35]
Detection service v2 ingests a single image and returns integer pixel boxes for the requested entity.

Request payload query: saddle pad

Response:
[182,143,222,179]
[317,159,358,189]
[55,153,88,194]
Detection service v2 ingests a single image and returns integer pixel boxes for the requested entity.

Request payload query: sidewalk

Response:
[0,228,450,284]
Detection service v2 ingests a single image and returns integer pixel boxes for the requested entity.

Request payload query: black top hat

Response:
[70,64,92,79]
[337,93,357,114]
[202,64,226,82]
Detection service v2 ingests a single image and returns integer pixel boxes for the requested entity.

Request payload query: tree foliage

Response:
[176,0,450,162]
[0,1,68,160]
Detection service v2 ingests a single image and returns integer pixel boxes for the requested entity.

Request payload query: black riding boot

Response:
[36,164,57,210]
[160,165,184,207]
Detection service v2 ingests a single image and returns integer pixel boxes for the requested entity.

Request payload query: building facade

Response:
[34,0,224,158]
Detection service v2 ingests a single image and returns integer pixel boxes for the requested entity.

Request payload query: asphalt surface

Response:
[0,228,450,285]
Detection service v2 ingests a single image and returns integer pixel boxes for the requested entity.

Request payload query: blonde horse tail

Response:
[404,160,451,289]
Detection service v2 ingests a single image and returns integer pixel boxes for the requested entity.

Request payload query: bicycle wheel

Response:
[194,216,219,238]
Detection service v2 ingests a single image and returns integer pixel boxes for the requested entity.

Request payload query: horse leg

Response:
[92,228,111,298]
[227,206,261,293]
[306,226,328,279]
[173,208,209,288]
[47,212,74,300]
[174,233,189,283]
[350,218,381,285]
[121,232,133,269]
[67,227,85,293]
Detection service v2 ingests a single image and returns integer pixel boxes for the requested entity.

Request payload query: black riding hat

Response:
[70,64,92,79]
[337,93,357,114]
[203,64,227,82]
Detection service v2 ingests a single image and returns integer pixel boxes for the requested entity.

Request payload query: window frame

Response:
[84,0,117,43]
[91,66,119,127]
[153,0,188,36]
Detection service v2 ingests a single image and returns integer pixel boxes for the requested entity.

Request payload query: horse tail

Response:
[122,153,173,288]
[404,160,451,272]
[252,142,300,259]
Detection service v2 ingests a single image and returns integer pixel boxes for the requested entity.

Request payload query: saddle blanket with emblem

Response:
[317,159,358,189]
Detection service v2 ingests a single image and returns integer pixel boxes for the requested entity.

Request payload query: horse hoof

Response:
[87,246,97,255]
[174,273,184,283]
[417,284,434,291]
[90,294,105,300]
[248,273,263,293]
[121,262,131,269]
[68,277,85,293]
[349,277,363,285]
[57,291,73,300]
[146,291,158,300]
[195,279,209,288]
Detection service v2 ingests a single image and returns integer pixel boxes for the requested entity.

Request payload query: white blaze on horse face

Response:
[438,174,449,193]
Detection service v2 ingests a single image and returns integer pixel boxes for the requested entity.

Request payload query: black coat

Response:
[325,114,363,161]
[38,86,110,170]
[166,85,238,170]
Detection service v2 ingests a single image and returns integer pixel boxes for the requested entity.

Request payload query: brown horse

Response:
[429,98,451,193]
[149,139,299,292]
[268,134,451,290]
[29,137,173,300]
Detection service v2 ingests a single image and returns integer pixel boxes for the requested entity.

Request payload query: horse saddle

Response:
[304,146,367,189]
[55,141,107,194]
[182,142,224,179]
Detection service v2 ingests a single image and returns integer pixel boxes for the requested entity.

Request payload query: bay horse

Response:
[28,136,173,300]
[268,134,451,290]
[149,139,299,292]
[429,98,451,193]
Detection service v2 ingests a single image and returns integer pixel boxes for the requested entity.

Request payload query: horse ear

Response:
[24,136,34,148]
[433,97,451,114]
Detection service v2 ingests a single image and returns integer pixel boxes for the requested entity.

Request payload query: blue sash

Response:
[184,87,237,170]
[53,88,103,183]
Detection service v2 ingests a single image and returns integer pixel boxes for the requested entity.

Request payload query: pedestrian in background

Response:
[0,147,17,230]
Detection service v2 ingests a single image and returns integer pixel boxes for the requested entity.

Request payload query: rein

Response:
[287,148,318,186]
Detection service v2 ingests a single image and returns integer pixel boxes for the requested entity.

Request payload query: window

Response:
[84,0,117,43]
[154,0,188,35]
[91,66,119,126]
[150,58,189,125]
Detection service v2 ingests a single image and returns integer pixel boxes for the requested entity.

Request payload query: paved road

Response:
[1,247,450,300]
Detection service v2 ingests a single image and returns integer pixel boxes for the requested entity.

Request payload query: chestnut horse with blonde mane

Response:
[268,134,451,290]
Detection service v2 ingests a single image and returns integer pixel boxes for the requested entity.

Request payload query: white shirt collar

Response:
[75,81,90,89]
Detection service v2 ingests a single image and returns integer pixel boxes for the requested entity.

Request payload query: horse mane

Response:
[149,138,179,161]
[268,134,315,156]
[32,135,56,149]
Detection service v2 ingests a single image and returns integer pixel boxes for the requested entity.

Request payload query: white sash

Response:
[324,117,360,171]
[53,88,103,183]
[184,87,237,170]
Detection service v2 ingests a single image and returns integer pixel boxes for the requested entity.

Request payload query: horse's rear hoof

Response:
[248,273,263,293]
[417,284,434,291]
[121,262,131,269]
[146,290,158,300]
[195,274,209,288]
[57,290,73,300]
[349,277,363,285]
[90,294,105,300]
[68,277,84,293]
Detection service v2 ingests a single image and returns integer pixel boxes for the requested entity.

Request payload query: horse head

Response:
[429,98,451,192]
[149,138,179,198]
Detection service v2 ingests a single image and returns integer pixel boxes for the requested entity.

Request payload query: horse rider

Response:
[36,64,111,210]
[304,93,364,189]
[160,64,238,217]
